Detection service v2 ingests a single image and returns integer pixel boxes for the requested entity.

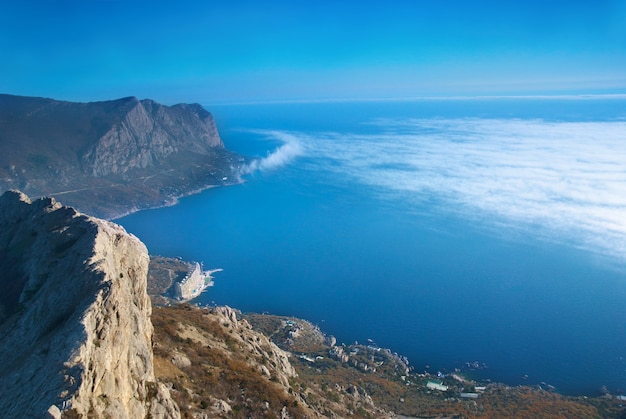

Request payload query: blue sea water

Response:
[119,98,626,395]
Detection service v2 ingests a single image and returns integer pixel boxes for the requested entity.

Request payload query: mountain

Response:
[0,191,179,418]
[0,94,244,219]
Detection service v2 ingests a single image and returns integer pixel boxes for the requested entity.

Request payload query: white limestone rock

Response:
[0,191,180,418]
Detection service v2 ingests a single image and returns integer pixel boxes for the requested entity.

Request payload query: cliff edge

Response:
[0,190,179,418]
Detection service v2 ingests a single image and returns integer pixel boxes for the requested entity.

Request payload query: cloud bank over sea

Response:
[259,118,626,262]
[240,131,304,174]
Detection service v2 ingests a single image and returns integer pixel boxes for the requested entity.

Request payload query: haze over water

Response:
[120,98,626,395]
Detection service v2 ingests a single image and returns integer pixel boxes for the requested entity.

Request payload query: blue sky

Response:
[1,0,625,104]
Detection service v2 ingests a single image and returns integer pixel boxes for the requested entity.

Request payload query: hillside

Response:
[151,303,626,418]
[0,94,244,219]
[151,304,395,418]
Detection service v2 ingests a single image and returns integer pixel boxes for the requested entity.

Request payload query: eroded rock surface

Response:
[0,190,179,418]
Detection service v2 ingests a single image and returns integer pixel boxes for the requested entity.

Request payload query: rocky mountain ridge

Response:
[0,94,244,219]
[0,191,179,418]
[81,98,222,177]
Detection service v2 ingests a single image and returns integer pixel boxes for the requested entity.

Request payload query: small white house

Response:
[426,380,448,391]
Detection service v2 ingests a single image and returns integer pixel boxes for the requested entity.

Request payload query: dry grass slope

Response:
[152,304,316,418]
[151,304,626,418]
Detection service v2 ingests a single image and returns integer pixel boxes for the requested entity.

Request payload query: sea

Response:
[119,97,626,395]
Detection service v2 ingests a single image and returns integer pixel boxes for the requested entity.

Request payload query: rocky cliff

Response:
[0,190,179,418]
[0,94,244,219]
[82,99,223,177]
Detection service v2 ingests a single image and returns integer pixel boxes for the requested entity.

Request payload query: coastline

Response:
[111,178,245,221]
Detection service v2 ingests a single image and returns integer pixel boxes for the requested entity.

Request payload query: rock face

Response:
[82,99,223,177]
[0,94,244,219]
[0,190,179,418]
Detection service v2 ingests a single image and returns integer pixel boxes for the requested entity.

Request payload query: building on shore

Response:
[174,263,205,300]
[426,380,449,391]
[173,263,222,301]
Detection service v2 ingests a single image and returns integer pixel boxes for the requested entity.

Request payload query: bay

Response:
[119,98,626,395]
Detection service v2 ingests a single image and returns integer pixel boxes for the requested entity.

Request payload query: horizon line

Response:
[208,93,626,106]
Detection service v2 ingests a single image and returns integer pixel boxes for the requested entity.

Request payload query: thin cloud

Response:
[240,131,304,174]
[266,118,626,262]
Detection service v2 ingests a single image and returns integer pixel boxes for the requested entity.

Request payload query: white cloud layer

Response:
[265,118,626,262]
[240,131,304,174]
